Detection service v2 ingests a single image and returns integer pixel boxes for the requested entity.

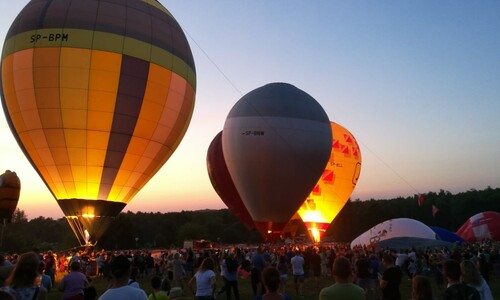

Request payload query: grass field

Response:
[48,271,500,300]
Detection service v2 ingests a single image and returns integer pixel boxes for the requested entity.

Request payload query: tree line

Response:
[2,187,499,252]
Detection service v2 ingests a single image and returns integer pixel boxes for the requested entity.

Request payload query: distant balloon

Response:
[222,83,332,238]
[297,121,362,242]
[430,226,465,244]
[206,131,255,229]
[456,211,500,242]
[351,218,437,248]
[1,0,196,245]
[0,170,20,222]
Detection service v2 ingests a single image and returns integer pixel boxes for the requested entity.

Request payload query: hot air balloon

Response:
[222,83,332,240]
[206,131,255,229]
[350,218,437,248]
[456,211,500,242]
[1,0,196,245]
[0,170,20,222]
[297,121,362,242]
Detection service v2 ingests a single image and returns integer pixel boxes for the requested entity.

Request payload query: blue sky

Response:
[1,1,499,219]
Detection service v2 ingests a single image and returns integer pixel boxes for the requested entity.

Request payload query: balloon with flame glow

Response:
[1,0,196,245]
[297,121,362,242]
[222,83,332,240]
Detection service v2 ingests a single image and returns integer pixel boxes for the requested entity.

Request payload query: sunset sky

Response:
[1,1,499,220]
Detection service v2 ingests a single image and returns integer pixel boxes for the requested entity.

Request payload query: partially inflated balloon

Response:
[298,121,362,242]
[1,0,196,245]
[456,211,500,242]
[206,131,255,229]
[222,83,332,238]
[0,170,20,222]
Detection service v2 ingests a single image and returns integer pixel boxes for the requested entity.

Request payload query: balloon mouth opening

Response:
[57,199,126,246]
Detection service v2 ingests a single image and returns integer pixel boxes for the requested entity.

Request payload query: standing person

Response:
[276,255,289,295]
[411,275,435,300]
[95,254,105,278]
[0,252,48,300]
[290,250,305,297]
[38,262,52,293]
[98,255,148,300]
[185,248,195,278]
[222,252,240,300]
[460,260,493,300]
[188,257,217,300]
[354,254,371,292]
[172,253,185,289]
[58,261,88,300]
[379,253,403,300]
[251,247,267,297]
[252,266,291,300]
[441,259,480,300]
[309,249,322,288]
[477,253,490,284]
[319,256,365,300]
[368,253,381,299]
[44,251,56,288]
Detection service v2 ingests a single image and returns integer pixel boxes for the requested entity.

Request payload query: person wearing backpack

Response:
[222,252,240,300]
[442,259,480,300]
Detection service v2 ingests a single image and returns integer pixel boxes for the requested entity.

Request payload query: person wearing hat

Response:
[98,255,147,300]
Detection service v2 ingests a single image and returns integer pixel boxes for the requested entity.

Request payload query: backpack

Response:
[226,258,239,272]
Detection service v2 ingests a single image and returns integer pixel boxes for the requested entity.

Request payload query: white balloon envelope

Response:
[351,218,437,248]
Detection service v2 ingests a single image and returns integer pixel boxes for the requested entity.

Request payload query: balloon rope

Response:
[357,139,421,196]
[183,30,244,97]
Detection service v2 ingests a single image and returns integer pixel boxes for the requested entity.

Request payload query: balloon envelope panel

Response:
[298,121,362,242]
[430,226,465,244]
[206,131,255,229]
[222,83,331,233]
[1,0,196,244]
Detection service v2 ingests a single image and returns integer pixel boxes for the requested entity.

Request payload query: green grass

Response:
[49,272,500,300]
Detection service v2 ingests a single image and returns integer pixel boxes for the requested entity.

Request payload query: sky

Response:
[1,1,499,220]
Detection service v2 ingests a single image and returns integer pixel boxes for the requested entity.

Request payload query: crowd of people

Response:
[0,239,497,299]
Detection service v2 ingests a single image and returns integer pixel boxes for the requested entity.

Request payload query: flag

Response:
[432,205,439,217]
[418,194,424,207]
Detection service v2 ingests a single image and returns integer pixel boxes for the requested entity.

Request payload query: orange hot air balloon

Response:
[222,83,332,241]
[297,121,362,242]
[206,131,255,230]
[0,170,20,222]
[1,0,196,245]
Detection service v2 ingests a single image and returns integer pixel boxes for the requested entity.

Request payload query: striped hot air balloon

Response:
[1,0,196,245]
